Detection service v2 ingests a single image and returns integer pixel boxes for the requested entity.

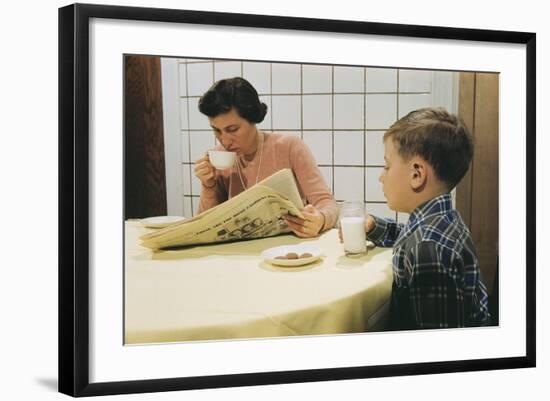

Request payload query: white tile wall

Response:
[303,65,332,93]
[257,96,272,131]
[243,62,271,94]
[178,63,187,96]
[163,58,184,217]
[214,61,242,81]
[398,94,432,118]
[303,95,332,129]
[366,203,396,220]
[187,98,210,130]
[272,63,301,94]
[186,62,214,96]
[432,71,457,113]
[334,167,364,201]
[334,66,364,93]
[182,164,191,197]
[366,94,398,129]
[170,59,456,217]
[366,68,397,92]
[191,174,202,196]
[183,196,193,218]
[181,131,190,163]
[334,131,363,166]
[272,95,301,130]
[319,166,333,193]
[179,98,189,130]
[366,131,385,166]
[334,94,364,129]
[303,131,332,165]
[189,131,215,162]
[365,167,385,201]
[399,69,432,92]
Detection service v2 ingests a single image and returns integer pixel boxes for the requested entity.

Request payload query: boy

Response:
[356,107,490,330]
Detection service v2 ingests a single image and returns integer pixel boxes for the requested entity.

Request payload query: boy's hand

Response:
[365,215,376,233]
[284,204,325,238]
[338,214,376,243]
[194,154,216,188]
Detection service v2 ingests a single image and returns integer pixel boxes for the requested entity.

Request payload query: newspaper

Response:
[140,168,305,250]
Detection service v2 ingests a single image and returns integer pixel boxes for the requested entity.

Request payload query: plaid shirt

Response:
[368,193,491,330]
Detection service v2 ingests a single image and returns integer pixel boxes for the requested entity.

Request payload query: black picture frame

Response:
[58,2,536,397]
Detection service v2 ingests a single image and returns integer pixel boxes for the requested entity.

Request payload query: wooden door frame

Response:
[456,72,499,304]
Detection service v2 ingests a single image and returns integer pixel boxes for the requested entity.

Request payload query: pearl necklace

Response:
[236,131,264,190]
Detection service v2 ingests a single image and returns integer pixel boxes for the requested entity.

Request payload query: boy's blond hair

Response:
[384,107,474,189]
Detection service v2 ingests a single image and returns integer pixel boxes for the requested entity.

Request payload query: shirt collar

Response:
[394,193,453,247]
[408,193,453,226]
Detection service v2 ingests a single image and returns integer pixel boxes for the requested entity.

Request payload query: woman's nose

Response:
[219,134,232,148]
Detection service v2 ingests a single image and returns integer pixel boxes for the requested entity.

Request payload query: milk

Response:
[340,216,367,255]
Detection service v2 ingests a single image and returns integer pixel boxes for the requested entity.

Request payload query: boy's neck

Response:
[407,187,450,213]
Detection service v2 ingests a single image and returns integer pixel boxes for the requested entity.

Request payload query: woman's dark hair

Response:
[198,77,268,123]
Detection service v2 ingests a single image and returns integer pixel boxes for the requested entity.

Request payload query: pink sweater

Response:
[198,132,338,232]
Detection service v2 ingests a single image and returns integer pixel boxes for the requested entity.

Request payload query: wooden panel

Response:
[456,72,476,228]
[124,56,167,219]
[471,73,499,294]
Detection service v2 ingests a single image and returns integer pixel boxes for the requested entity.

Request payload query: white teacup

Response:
[208,150,236,169]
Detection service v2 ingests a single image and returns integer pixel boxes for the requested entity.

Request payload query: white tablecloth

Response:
[124,221,393,344]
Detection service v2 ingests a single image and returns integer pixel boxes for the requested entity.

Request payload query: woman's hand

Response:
[284,204,325,238]
[194,154,216,188]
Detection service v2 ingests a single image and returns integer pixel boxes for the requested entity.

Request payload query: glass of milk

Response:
[339,201,367,256]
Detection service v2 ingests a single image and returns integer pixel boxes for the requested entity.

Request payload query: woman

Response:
[194,77,337,238]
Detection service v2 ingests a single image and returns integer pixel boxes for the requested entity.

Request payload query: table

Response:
[124,221,393,344]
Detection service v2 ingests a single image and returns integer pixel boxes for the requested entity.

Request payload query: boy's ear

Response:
[410,159,427,191]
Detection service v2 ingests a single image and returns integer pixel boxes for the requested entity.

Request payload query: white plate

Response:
[140,215,186,228]
[261,244,323,267]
